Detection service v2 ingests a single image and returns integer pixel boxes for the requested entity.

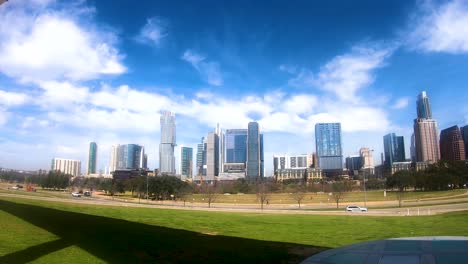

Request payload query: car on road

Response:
[71,192,81,197]
[346,205,368,212]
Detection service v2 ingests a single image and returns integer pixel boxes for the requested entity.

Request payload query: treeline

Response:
[387,160,468,191]
[1,170,72,190]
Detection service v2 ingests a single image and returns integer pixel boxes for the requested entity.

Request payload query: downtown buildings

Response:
[195,121,264,183]
[180,146,193,180]
[383,133,406,166]
[87,142,97,174]
[109,144,147,172]
[440,126,466,161]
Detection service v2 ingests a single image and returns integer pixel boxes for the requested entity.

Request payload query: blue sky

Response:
[0,0,467,175]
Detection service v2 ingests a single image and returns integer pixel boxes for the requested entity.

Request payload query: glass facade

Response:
[181,147,193,179]
[196,137,206,176]
[383,133,406,166]
[116,144,143,170]
[225,129,248,163]
[87,142,97,174]
[246,122,261,181]
[159,111,176,174]
[315,123,343,170]
[417,91,432,119]
[462,125,468,160]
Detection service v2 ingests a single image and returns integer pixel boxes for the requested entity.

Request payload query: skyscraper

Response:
[206,132,219,182]
[417,91,432,119]
[225,129,248,163]
[216,124,225,174]
[315,123,343,170]
[440,125,465,161]
[180,146,193,180]
[159,111,176,174]
[461,125,468,160]
[359,148,374,169]
[383,133,406,166]
[246,121,262,182]
[109,145,119,173]
[116,144,144,170]
[414,91,440,164]
[196,137,206,176]
[410,133,416,162]
[87,142,97,175]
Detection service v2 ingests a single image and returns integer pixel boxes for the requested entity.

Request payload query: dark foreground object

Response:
[0,199,327,263]
[301,236,468,264]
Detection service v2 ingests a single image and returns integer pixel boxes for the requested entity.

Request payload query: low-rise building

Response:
[276,167,322,183]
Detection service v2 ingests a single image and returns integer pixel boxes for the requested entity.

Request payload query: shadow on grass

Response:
[0,199,328,263]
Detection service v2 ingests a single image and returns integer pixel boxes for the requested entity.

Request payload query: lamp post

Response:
[146,172,149,203]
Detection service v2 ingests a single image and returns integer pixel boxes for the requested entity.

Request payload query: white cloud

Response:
[392,97,409,109]
[0,2,126,82]
[408,0,468,54]
[0,90,30,106]
[278,64,297,74]
[136,17,168,46]
[0,108,9,126]
[290,45,393,101]
[181,50,223,86]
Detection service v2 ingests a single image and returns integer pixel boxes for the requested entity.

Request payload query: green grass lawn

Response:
[1,196,468,263]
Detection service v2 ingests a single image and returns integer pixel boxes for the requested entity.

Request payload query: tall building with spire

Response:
[159,111,176,174]
[87,142,97,175]
[414,91,440,163]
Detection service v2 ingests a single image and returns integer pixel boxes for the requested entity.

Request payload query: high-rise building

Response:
[159,111,176,174]
[116,144,144,170]
[206,132,219,182]
[246,121,262,182]
[410,133,416,162]
[359,148,374,169]
[414,91,440,164]
[51,158,81,177]
[225,129,248,163]
[383,133,406,166]
[180,146,193,180]
[345,156,363,174]
[216,124,225,174]
[461,125,468,160]
[87,142,97,175]
[315,123,343,170]
[440,125,466,161]
[196,137,206,176]
[417,91,432,119]
[273,154,309,173]
[109,145,119,173]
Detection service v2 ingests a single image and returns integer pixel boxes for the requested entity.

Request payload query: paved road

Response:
[1,192,467,216]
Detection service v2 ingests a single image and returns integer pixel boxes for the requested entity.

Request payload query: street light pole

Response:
[363,171,367,207]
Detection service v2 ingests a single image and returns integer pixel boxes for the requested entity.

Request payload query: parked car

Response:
[71,192,81,197]
[346,205,368,212]
[84,191,91,196]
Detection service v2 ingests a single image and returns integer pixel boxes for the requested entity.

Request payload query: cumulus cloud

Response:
[0,1,126,82]
[182,50,223,86]
[0,90,30,107]
[408,0,468,54]
[136,17,168,46]
[289,44,394,101]
[392,97,409,109]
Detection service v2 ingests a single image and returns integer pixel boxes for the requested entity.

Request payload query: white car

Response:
[71,192,81,197]
[346,205,368,212]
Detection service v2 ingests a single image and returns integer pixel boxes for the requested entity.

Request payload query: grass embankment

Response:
[1,196,468,263]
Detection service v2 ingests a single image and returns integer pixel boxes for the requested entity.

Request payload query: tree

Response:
[176,184,193,207]
[200,184,219,208]
[331,181,350,209]
[256,182,271,210]
[290,184,307,209]
[386,170,412,207]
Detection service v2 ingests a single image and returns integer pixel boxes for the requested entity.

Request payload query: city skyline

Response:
[1,1,468,175]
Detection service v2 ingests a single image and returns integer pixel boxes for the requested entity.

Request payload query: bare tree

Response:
[200,184,219,208]
[177,185,193,207]
[256,182,271,211]
[331,181,350,209]
[291,184,307,209]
